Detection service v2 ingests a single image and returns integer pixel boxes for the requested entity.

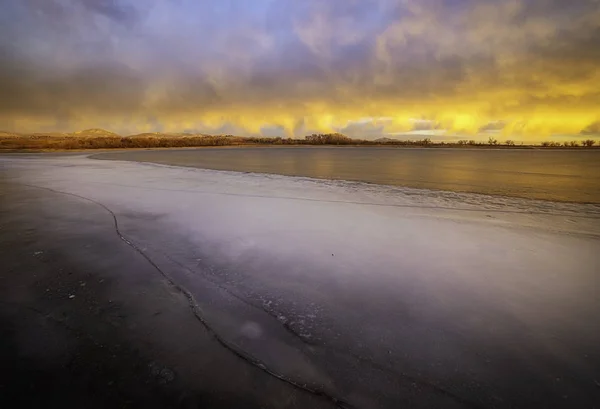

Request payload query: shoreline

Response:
[2,143,600,154]
[3,149,600,206]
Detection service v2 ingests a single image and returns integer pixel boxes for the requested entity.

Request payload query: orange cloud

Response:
[0,0,598,140]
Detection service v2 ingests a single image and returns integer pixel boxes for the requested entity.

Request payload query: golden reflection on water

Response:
[101,148,600,203]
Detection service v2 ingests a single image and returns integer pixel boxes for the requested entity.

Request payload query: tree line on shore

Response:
[463,137,596,147]
[0,132,597,150]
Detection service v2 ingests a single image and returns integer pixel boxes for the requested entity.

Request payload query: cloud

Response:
[0,55,145,116]
[81,0,139,24]
[581,121,600,135]
[479,121,507,133]
[410,119,444,132]
[338,118,390,139]
[0,0,599,138]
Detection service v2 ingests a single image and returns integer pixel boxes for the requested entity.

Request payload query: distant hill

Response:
[72,129,121,138]
[127,132,209,138]
[35,132,70,137]
[2,129,221,139]
[0,131,21,138]
[5,129,122,138]
[374,137,397,142]
[126,132,163,138]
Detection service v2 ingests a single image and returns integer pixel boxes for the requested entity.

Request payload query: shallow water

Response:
[95,147,600,203]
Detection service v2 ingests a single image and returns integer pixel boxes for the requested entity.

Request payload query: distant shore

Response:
[1,131,598,151]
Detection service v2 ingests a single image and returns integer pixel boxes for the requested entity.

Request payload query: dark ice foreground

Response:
[1,154,599,408]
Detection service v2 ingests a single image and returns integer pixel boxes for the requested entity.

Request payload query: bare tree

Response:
[543,141,563,147]
[505,140,515,146]
[488,137,498,145]
[582,139,596,147]
[305,133,353,145]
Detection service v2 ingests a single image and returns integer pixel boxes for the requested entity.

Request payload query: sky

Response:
[1,0,599,140]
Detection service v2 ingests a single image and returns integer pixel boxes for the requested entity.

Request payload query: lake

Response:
[94,147,600,203]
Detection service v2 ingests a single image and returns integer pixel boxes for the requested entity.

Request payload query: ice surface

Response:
[2,154,599,408]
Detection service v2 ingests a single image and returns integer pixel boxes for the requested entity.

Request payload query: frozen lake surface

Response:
[2,154,599,408]
[95,147,600,203]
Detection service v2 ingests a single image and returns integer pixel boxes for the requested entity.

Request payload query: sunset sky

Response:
[1,0,599,140]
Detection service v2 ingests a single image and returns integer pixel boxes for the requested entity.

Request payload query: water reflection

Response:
[100,147,600,203]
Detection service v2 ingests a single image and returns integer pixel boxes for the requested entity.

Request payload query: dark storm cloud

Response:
[0,0,598,137]
[0,49,145,116]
